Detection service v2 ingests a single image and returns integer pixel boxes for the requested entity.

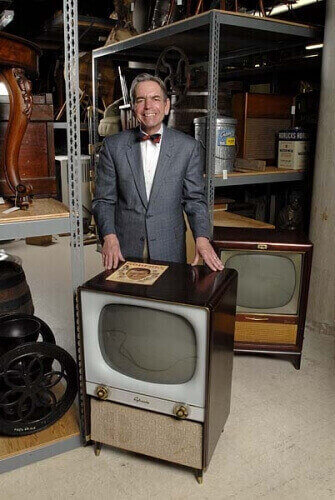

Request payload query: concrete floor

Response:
[1,237,335,499]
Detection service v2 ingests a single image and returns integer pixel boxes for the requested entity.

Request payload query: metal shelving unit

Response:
[53,122,88,130]
[0,217,70,240]
[92,9,317,234]
[214,169,305,187]
[0,0,83,473]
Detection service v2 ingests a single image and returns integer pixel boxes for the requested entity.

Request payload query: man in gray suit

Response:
[92,73,223,272]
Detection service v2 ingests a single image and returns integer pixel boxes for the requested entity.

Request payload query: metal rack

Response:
[92,9,317,234]
[0,216,70,240]
[214,169,305,187]
[0,0,83,473]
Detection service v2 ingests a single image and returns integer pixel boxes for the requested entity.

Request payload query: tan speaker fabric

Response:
[235,320,297,344]
[91,399,203,469]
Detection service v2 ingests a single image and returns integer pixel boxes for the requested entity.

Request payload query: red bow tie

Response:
[137,132,161,144]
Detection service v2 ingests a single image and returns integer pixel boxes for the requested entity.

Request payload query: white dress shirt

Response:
[140,125,163,200]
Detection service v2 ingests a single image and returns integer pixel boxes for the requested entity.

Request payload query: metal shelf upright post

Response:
[206,11,220,236]
[63,0,86,448]
[63,0,84,292]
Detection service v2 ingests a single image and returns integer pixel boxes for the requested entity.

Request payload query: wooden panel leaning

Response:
[232,93,292,163]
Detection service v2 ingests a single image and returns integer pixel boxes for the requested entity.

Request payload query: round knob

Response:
[96,386,108,400]
[173,404,189,419]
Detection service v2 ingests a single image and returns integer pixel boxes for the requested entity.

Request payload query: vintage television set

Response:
[77,262,237,483]
[213,227,313,369]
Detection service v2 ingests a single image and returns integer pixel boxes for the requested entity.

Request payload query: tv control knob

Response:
[96,386,108,400]
[173,404,189,419]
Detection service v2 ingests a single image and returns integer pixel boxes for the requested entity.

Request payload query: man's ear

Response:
[165,98,171,115]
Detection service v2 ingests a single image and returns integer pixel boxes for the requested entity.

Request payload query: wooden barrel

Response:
[0,261,34,317]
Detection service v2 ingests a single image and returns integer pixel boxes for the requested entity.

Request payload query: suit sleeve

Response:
[92,139,117,239]
[182,140,211,240]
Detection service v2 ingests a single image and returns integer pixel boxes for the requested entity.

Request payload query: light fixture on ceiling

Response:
[254,0,324,17]
[305,43,324,50]
[0,9,14,29]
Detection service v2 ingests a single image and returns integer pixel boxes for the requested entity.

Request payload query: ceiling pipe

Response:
[253,0,324,17]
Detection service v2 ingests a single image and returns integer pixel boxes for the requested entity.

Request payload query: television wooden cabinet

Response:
[76,261,237,483]
[213,228,313,369]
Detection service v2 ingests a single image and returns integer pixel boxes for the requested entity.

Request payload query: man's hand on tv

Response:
[192,237,224,272]
[102,234,125,270]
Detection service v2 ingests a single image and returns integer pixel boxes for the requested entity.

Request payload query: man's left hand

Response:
[191,237,224,272]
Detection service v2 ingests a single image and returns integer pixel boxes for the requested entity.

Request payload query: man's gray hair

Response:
[130,73,168,104]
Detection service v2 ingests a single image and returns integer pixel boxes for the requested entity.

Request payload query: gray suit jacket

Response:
[92,124,210,263]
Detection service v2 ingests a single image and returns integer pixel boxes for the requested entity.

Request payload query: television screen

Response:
[221,251,302,314]
[99,304,197,385]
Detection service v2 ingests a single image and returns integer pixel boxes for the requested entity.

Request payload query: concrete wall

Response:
[307,0,335,335]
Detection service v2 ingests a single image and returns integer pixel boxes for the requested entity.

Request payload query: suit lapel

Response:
[148,125,174,208]
[126,128,148,208]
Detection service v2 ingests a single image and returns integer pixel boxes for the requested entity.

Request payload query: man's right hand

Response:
[102,234,125,270]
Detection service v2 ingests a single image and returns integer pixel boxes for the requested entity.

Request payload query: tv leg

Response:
[293,355,301,370]
[195,469,204,484]
[94,441,102,456]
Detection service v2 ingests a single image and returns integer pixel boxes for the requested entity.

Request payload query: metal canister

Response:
[194,116,237,173]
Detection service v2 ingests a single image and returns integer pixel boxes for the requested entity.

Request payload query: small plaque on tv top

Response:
[106,261,168,286]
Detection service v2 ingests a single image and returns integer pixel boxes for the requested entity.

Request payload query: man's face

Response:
[133,81,170,134]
